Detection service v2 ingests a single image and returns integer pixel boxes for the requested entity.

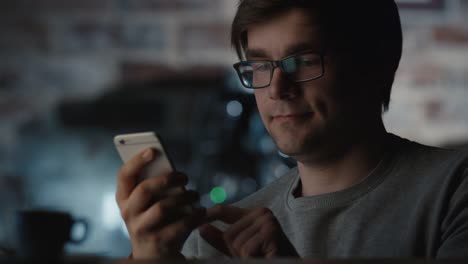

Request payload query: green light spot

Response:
[210,186,227,204]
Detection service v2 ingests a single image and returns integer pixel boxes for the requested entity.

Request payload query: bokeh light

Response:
[226,100,243,118]
[210,186,227,204]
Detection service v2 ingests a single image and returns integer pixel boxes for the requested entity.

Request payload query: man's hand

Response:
[198,205,299,258]
[116,148,206,259]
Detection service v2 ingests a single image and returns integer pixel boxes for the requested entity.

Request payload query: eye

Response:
[297,55,321,66]
[253,63,270,72]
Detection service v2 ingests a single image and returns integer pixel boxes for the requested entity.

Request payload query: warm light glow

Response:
[102,192,128,237]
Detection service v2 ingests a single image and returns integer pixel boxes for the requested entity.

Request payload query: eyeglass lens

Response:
[237,53,322,89]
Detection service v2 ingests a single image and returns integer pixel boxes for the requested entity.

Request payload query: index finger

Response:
[205,205,249,224]
[198,224,232,257]
[116,148,154,203]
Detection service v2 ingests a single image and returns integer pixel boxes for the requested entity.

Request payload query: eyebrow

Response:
[245,48,268,59]
[245,42,321,60]
[284,43,321,56]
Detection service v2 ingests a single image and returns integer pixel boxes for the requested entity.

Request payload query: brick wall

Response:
[387,0,468,146]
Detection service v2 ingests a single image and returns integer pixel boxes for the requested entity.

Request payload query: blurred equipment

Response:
[14,209,88,259]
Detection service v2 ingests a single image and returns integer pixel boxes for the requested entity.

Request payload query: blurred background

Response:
[0,0,467,258]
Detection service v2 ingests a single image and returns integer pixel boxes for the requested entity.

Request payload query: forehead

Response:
[245,9,322,59]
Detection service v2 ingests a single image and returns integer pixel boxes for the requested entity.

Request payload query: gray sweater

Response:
[182,134,468,258]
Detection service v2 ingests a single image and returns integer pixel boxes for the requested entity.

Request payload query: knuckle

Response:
[240,246,251,257]
[132,224,146,239]
[145,178,163,194]
[137,182,153,197]
[261,207,272,215]
[232,239,243,253]
[264,222,274,233]
[153,203,166,217]
[214,205,226,214]
[165,228,178,239]
[265,213,275,222]
[253,207,270,217]
[222,232,233,244]
[263,209,275,222]
[261,221,276,235]
[118,166,128,178]
[147,233,163,245]
[120,206,131,222]
[159,175,172,188]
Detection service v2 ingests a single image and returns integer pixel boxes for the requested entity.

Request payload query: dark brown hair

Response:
[231,0,403,113]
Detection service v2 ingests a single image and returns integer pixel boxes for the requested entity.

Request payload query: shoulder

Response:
[390,133,468,171]
[388,134,468,199]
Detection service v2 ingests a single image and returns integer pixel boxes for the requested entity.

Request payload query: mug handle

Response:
[70,218,88,244]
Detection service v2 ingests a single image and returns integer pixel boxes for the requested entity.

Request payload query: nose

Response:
[267,67,297,100]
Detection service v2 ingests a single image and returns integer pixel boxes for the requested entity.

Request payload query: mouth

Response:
[272,112,313,122]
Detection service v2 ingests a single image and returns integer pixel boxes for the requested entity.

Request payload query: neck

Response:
[294,119,388,197]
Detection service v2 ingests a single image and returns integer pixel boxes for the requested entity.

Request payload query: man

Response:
[116,0,468,259]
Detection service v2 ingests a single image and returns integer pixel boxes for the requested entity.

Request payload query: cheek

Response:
[254,90,267,113]
[303,67,341,119]
[254,90,271,125]
[301,85,335,120]
[314,97,330,118]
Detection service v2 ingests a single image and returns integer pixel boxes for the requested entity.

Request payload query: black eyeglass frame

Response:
[233,50,325,89]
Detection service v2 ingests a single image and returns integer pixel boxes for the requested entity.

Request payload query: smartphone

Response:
[114,132,175,181]
[114,132,194,213]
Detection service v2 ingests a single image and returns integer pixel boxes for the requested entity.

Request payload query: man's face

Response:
[247,9,349,160]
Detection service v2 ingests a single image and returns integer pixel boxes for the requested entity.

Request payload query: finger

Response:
[229,219,262,257]
[136,190,200,230]
[162,207,208,241]
[150,207,207,252]
[116,148,155,204]
[205,205,248,224]
[198,224,232,257]
[241,233,264,258]
[125,172,189,216]
[225,208,267,243]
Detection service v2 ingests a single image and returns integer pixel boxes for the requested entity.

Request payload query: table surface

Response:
[1,256,468,264]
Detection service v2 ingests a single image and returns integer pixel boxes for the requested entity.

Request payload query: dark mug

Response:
[14,209,88,259]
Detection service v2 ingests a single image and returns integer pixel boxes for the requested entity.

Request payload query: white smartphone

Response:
[114,132,175,181]
[114,132,194,213]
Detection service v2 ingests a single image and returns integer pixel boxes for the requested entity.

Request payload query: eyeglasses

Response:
[233,51,325,89]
